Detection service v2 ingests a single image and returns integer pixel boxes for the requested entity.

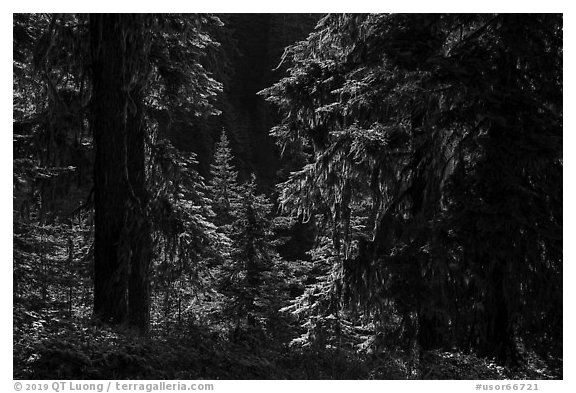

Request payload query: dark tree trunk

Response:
[127,88,153,333]
[417,310,442,351]
[90,14,130,325]
[474,16,522,364]
[478,263,517,365]
[90,14,151,332]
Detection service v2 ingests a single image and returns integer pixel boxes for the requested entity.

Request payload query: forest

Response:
[13,13,562,380]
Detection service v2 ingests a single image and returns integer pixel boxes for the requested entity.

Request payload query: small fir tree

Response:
[207,130,242,229]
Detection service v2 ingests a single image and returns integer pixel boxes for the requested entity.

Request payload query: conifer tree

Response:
[207,130,242,229]
[226,175,279,328]
[262,13,562,364]
[207,135,285,331]
[13,13,224,333]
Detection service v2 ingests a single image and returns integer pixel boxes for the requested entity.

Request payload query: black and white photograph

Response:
[10,8,564,383]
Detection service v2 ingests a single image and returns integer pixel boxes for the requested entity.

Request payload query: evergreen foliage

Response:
[13,13,224,333]
[225,175,282,331]
[261,13,562,365]
[13,13,562,379]
[207,132,289,337]
[207,130,242,228]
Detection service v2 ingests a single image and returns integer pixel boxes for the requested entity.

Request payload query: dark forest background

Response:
[13,13,562,379]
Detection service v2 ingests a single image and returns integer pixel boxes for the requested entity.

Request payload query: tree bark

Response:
[90,14,130,325]
[127,88,153,333]
[90,14,152,332]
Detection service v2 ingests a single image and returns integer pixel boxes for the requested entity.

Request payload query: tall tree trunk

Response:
[90,14,151,331]
[475,16,522,364]
[478,263,516,365]
[90,14,130,325]
[127,88,153,333]
[417,308,442,351]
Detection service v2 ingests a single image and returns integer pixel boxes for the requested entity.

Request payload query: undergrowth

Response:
[13,303,562,380]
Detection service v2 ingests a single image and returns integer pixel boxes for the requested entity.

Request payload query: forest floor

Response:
[14,303,562,380]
